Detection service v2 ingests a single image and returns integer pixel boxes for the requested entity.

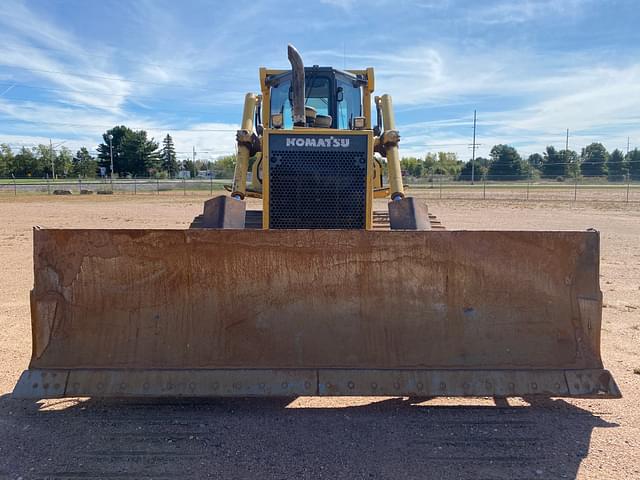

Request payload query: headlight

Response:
[271,113,283,128]
[353,116,366,130]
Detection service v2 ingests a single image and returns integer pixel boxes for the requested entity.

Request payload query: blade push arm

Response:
[376,94,404,200]
[232,93,261,199]
[375,95,430,230]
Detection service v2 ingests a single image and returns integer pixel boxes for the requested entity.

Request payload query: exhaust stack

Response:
[287,44,305,127]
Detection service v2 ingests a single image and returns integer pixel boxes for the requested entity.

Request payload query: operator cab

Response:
[266,67,367,130]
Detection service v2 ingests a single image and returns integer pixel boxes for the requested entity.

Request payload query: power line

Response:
[470,109,479,183]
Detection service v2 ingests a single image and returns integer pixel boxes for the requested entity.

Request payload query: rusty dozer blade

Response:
[14,228,620,399]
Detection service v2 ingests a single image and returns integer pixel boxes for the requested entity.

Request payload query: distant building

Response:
[177,170,191,179]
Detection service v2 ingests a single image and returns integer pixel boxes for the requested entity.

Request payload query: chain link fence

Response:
[0,177,229,196]
[1,175,639,203]
[404,175,639,203]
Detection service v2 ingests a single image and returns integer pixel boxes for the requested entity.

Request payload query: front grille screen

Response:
[268,133,368,229]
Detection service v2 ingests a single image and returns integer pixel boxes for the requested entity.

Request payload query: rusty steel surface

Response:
[19,227,617,398]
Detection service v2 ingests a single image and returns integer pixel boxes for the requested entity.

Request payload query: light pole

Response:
[108,134,114,184]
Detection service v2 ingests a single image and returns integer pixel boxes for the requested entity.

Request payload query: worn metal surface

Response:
[12,369,68,398]
[317,368,620,398]
[565,369,620,397]
[388,197,431,230]
[201,195,246,228]
[13,368,620,398]
[19,227,616,397]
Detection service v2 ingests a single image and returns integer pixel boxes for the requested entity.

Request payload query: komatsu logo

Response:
[286,136,350,148]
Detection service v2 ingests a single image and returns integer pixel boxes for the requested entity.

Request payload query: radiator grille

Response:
[268,134,368,229]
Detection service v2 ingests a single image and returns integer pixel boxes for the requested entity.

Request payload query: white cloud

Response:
[468,0,590,25]
[0,3,132,113]
[0,0,637,166]
[0,98,239,159]
[154,123,239,160]
[307,40,637,159]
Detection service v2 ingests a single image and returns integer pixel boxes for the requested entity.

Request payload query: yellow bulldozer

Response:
[14,46,620,399]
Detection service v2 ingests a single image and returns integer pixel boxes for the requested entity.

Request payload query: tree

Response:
[97,125,131,177]
[607,149,625,181]
[628,148,640,181]
[210,154,236,178]
[0,144,14,176]
[73,147,98,177]
[400,157,424,177]
[487,144,526,180]
[121,130,160,176]
[423,152,463,177]
[436,152,463,176]
[160,134,179,177]
[13,147,46,177]
[423,153,437,175]
[527,153,543,171]
[55,146,73,177]
[458,159,488,181]
[182,159,195,177]
[97,126,160,177]
[580,143,608,177]
[559,149,580,178]
[475,156,490,168]
[541,146,566,178]
[34,144,53,177]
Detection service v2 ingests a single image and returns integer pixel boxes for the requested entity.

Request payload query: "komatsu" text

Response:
[286,137,350,148]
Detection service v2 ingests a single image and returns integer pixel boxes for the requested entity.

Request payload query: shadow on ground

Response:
[0,394,617,480]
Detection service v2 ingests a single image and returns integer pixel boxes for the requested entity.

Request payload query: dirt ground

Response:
[0,193,638,480]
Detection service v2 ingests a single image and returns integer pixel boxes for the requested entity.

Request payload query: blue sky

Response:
[0,0,639,162]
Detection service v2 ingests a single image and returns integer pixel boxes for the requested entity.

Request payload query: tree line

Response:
[2,126,639,182]
[0,125,237,179]
[401,143,640,181]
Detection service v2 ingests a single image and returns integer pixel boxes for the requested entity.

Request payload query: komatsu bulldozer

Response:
[14,46,620,399]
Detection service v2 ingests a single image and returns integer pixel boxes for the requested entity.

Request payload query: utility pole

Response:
[108,134,114,184]
[192,146,197,178]
[565,129,578,200]
[49,139,66,180]
[471,110,477,184]
[49,139,55,180]
[565,128,570,178]
[627,136,630,155]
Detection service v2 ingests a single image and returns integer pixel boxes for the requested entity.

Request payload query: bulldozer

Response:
[14,46,620,399]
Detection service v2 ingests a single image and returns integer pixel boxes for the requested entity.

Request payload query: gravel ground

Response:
[0,194,638,480]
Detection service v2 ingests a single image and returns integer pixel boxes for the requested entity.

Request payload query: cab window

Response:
[270,79,293,129]
[337,79,362,129]
[304,75,330,117]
